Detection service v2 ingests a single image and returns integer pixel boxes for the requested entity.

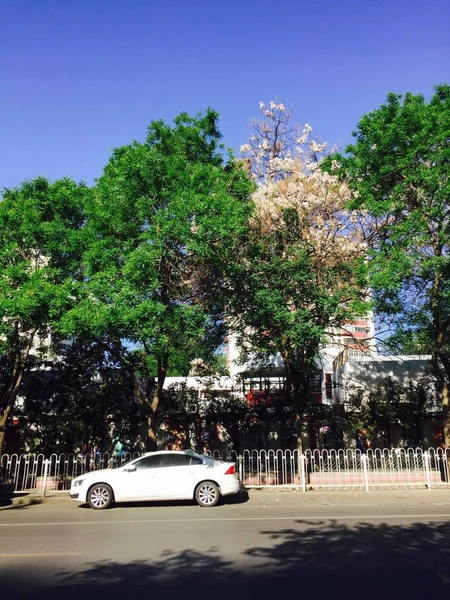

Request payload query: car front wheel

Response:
[88,483,114,510]
[195,481,220,507]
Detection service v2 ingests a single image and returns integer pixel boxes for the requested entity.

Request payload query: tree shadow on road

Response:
[3,519,450,599]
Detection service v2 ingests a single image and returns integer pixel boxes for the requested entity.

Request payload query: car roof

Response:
[140,449,202,458]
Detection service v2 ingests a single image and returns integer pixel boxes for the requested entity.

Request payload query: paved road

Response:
[1,490,450,599]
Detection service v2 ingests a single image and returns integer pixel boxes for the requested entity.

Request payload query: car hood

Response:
[73,468,115,482]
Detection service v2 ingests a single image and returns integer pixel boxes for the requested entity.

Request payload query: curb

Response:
[0,494,42,510]
[0,491,70,511]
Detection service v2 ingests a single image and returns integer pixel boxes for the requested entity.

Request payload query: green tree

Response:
[0,178,89,456]
[346,378,434,448]
[18,338,138,454]
[384,329,432,356]
[62,110,253,450]
[326,85,450,448]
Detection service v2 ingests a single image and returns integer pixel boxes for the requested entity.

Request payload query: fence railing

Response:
[0,452,141,494]
[1,447,449,495]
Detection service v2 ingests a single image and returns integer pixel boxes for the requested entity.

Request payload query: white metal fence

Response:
[1,447,449,495]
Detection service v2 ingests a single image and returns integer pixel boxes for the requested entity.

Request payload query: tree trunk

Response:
[294,410,304,453]
[0,411,9,458]
[430,267,450,449]
[146,396,160,451]
[283,356,309,454]
[230,421,240,453]
[439,380,450,479]
[309,419,317,451]
[442,380,450,449]
[437,352,450,449]
[146,357,167,452]
[146,402,159,452]
[432,325,450,449]
[0,331,36,458]
[183,421,191,450]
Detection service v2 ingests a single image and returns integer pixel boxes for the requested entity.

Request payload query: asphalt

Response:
[1,489,450,599]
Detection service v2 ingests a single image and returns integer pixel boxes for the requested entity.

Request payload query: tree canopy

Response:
[2,88,449,456]
[230,101,369,451]
[0,177,89,455]
[61,109,254,449]
[326,84,450,446]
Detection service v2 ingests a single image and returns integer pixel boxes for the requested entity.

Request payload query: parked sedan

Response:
[70,450,240,509]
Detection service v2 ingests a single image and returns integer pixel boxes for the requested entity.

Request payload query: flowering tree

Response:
[229,101,368,451]
[240,99,329,182]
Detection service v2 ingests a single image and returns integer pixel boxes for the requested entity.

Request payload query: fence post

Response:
[41,459,50,499]
[361,454,369,492]
[238,455,244,485]
[424,452,432,490]
[300,454,307,493]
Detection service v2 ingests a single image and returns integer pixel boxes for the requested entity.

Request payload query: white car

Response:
[70,450,241,509]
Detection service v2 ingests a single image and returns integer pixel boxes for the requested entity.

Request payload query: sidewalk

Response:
[2,486,450,511]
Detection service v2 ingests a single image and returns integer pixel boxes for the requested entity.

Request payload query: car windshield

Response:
[112,456,138,469]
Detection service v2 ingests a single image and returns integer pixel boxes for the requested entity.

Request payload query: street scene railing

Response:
[1,447,449,494]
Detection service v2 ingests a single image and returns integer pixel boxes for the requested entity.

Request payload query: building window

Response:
[325,373,333,400]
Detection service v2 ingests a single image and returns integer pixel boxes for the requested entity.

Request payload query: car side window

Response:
[133,455,164,470]
[162,454,192,468]
[161,454,204,467]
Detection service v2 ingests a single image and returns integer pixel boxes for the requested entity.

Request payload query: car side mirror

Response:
[124,465,137,472]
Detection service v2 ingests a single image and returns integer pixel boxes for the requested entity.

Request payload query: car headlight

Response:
[73,479,85,487]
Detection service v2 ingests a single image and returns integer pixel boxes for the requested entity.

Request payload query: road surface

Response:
[1,489,450,599]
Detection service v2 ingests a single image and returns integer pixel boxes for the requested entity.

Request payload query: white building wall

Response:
[333,354,438,407]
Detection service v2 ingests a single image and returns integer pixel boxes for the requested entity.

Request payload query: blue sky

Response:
[1,0,449,190]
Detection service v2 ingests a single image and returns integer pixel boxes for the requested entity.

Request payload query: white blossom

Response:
[331,159,340,171]
[310,140,328,153]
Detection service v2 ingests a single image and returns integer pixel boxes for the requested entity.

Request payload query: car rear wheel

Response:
[88,483,113,510]
[195,481,220,507]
